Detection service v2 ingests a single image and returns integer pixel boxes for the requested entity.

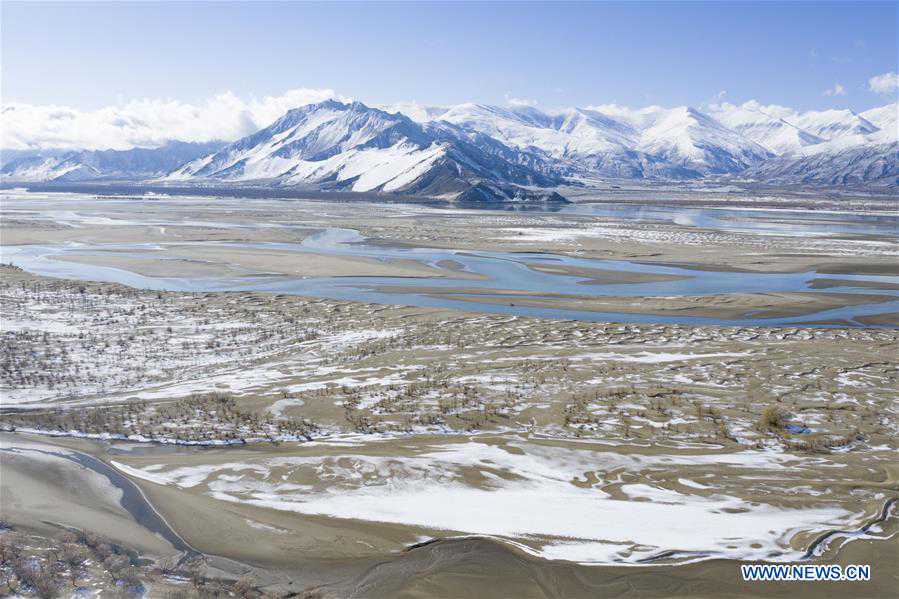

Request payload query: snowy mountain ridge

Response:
[384,99,896,186]
[1,141,226,182]
[3,99,896,193]
[165,100,564,204]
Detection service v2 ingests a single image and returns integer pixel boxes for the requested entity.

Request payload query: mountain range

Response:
[1,141,225,182]
[2,99,896,202]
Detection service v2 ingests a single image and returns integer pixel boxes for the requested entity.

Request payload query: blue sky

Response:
[2,1,896,112]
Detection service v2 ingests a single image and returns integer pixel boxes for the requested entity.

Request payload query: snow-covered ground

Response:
[108,437,868,564]
[498,224,898,256]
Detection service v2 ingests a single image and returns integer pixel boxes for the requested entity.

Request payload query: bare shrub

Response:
[759,405,787,430]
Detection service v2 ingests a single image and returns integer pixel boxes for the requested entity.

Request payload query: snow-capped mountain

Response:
[790,109,879,141]
[708,102,889,152]
[734,101,897,187]
[431,103,634,159]
[0,148,68,170]
[166,100,563,203]
[1,141,225,182]
[598,105,773,175]
[860,103,897,137]
[5,98,896,191]
[706,101,824,154]
[746,140,898,187]
[2,154,102,182]
[394,102,772,179]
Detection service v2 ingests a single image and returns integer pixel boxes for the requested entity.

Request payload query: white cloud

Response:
[584,103,637,117]
[0,88,349,151]
[868,71,899,94]
[822,83,846,97]
[705,100,801,122]
[376,101,449,123]
[506,97,538,107]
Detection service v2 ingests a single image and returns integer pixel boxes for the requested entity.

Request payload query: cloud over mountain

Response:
[868,71,899,94]
[1,88,348,151]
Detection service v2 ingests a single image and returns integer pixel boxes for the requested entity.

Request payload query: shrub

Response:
[759,405,787,429]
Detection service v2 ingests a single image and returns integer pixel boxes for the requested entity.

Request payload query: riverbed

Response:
[2,190,897,327]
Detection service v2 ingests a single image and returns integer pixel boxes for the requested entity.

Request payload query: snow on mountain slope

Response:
[1,141,224,182]
[747,140,898,187]
[169,101,417,180]
[789,109,879,141]
[397,102,771,178]
[433,103,635,159]
[594,105,772,174]
[740,102,897,187]
[781,107,895,158]
[280,141,446,192]
[1,149,66,169]
[706,101,823,154]
[166,100,562,203]
[861,103,898,137]
[707,102,890,153]
[9,98,897,189]
[0,155,101,182]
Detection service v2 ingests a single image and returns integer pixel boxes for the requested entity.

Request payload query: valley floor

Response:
[0,188,897,597]
[1,266,897,597]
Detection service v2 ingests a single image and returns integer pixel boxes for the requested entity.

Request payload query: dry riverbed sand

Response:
[54,246,481,280]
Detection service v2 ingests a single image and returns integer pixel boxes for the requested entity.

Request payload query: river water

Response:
[2,191,897,327]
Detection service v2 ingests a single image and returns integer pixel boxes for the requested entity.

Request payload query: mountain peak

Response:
[158,100,562,204]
